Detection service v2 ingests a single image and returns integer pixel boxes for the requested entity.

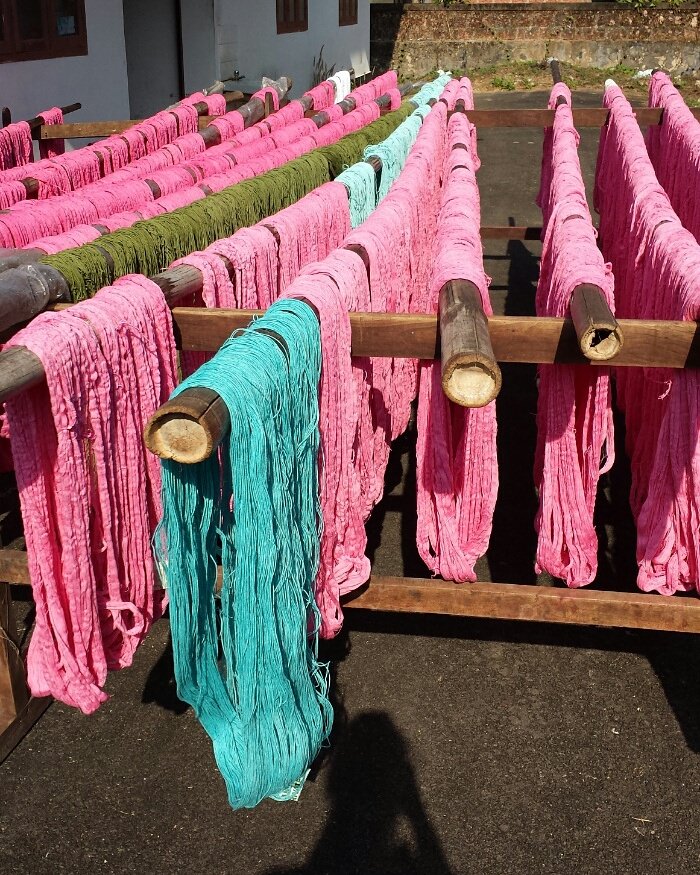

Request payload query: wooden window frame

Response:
[276,0,308,35]
[339,0,358,27]
[0,0,88,65]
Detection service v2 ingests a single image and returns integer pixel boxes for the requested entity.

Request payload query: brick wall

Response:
[371,3,700,75]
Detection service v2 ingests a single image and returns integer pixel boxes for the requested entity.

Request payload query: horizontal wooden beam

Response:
[455,107,698,128]
[343,576,700,633]
[0,551,32,585]
[3,549,697,633]
[170,308,700,369]
[480,225,542,240]
[38,106,686,140]
[37,116,225,139]
[1,306,698,408]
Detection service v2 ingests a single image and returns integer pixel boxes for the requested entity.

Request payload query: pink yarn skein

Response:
[533,83,615,587]
[5,276,178,713]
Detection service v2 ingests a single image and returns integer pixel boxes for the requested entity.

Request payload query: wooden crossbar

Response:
[168,308,698,368]
[3,550,698,634]
[455,107,700,128]
[38,115,229,139]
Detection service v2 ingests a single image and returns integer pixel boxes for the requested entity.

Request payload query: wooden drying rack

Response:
[3,69,700,763]
[0,71,409,757]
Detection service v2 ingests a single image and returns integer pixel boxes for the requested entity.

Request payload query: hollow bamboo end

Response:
[442,357,502,408]
[578,325,624,361]
[144,413,214,464]
[144,388,230,464]
[570,285,623,362]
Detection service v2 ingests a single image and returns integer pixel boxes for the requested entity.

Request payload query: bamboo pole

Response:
[545,69,623,361]
[439,281,502,407]
[18,79,292,199]
[25,101,81,131]
[0,83,420,327]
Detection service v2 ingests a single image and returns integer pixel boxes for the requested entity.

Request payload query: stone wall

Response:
[371,3,700,75]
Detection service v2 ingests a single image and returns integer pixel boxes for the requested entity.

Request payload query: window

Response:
[339,0,357,27]
[276,0,308,35]
[0,0,87,64]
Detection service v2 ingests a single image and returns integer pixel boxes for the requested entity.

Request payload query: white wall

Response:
[214,0,370,98]
[0,0,130,124]
[181,0,217,94]
[123,0,181,117]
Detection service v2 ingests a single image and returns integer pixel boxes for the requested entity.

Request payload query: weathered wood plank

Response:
[4,549,699,633]
[3,310,700,407]
[0,583,29,737]
[171,309,700,368]
[343,576,700,633]
[453,107,700,128]
[0,697,52,765]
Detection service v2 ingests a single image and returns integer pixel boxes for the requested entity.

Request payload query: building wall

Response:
[123,0,182,117]
[181,0,218,94]
[215,0,371,98]
[0,0,130,125]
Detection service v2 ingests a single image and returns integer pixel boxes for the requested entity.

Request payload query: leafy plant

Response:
[312,45,335,87]
[491,75,516,91]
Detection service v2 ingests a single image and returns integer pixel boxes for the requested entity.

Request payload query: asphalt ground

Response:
[1,90,699,875]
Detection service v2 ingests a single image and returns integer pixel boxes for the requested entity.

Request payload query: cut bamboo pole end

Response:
[0,249,44,274]
[144,387,230,464]
[549,58,563,85]
[0,264,70,334]
[569,284,623,361]
[439,280,502,408]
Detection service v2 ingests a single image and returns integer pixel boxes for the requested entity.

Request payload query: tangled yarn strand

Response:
[157,298,332,809]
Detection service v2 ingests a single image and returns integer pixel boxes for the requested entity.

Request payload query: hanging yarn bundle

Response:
[335,162,376,227]
[251,87,281,112]
[4,276,178,713]
[38,107,66,160]
[364,103,431,201]
[181,91,227,116]
[595,83,700,595]
[42,103,415,299]
[0,122,32,170]
[344,99,449,519]
[156,298,332,809]
[533,83,615,587]
[306,80,336,111]
[285,251,375,637]
[646,71,700,242]
[262,100,306,132]
[0,181,27,209]
[24,92,413,257]
[415,104,498,582]
[211,108,246,140]
[410,74,452,107]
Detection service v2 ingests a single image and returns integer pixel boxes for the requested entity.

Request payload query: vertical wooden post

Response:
[0,583,29,736]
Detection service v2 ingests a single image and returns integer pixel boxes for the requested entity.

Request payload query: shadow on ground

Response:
[265,710,453,875]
